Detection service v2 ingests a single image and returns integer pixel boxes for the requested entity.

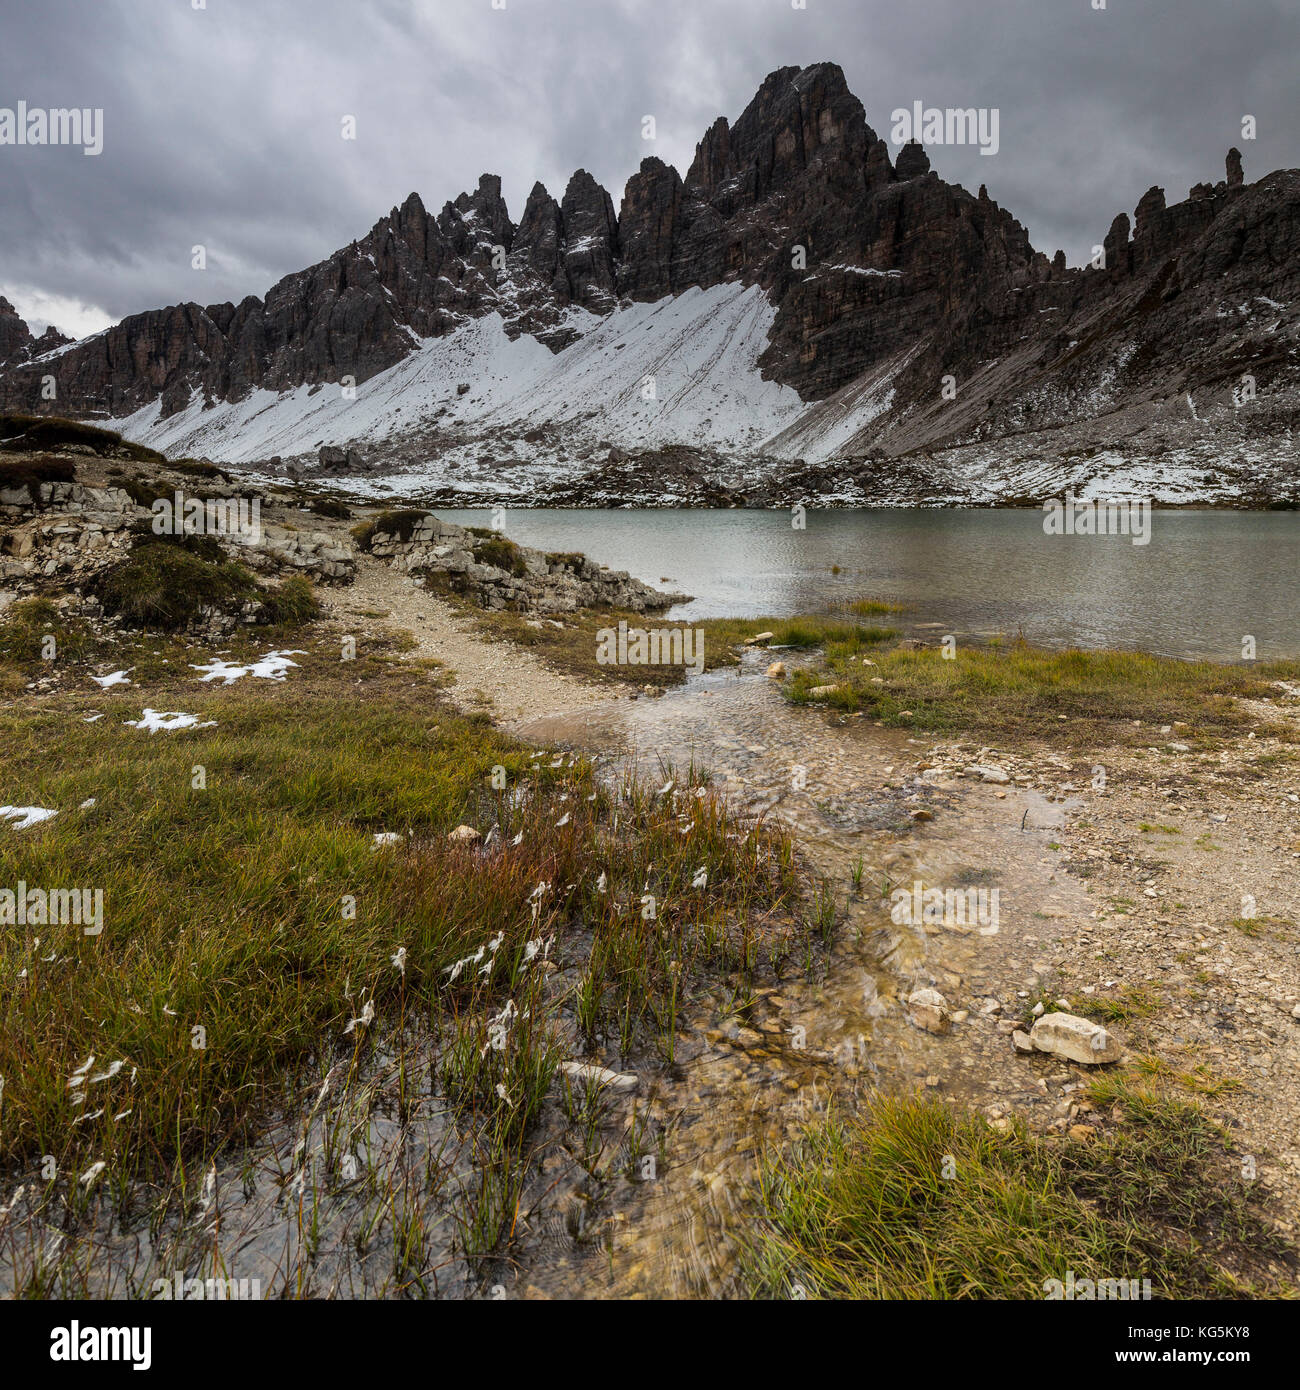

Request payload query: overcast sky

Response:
[2,0,1297,338]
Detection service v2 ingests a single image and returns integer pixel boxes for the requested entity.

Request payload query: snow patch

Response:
[90,669,132,689]
[109,284,805,464]
[761,345,920,461]
[191,650,305,685]
[124,710,217,733]
[1,805,58,830]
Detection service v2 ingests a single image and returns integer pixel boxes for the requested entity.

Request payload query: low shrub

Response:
[0,596,97,667]
[0,413,164,463]
[93,536,257,631]
[309,496,352,520]
[352,509,430,550]
[473,534,528,577]
[260,574,320,628]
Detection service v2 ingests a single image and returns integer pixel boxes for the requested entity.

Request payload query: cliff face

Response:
[2,63,1298,481]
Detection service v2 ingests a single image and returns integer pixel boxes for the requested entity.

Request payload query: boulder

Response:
[1028,1012,1122,1064]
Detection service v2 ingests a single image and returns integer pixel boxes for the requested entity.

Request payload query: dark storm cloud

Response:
[2,0,1297,336]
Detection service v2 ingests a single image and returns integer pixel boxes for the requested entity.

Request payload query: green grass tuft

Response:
[471,535,528,577]
[259,574,320,629]
[746,1086,1293,1299]
[783,638,1300,745]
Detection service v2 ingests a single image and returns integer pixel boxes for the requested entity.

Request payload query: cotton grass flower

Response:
[67,1055,95,1087]
[343,998,375,1035]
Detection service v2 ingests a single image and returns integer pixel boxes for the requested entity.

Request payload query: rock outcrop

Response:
[0,297,32,363]
[365,513,677,614]
[1,467,355,589]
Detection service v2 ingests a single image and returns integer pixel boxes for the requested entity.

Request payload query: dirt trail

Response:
[324,555,622,724]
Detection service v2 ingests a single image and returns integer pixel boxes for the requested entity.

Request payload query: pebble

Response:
[906,987,951,1035]
[560,1062,639,1092]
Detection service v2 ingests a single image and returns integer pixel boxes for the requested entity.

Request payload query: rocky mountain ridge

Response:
[0,296,71,369]
[2,61,1297,501]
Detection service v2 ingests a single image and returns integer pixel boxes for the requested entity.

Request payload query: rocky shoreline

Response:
[0,430,680,637]
[222,419,1300,511]
[362,510,681,613]
[3,416,1298,1298]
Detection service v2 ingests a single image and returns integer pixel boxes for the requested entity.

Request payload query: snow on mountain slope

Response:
[761,345,921,460]
[111,282,810,465]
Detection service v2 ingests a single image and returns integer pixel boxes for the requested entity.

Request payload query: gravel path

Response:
[324,555,621,726]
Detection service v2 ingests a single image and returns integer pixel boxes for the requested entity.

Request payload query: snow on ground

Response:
[190,650,305,685]
[90,669,132,688]
[110,284,806,464]
[940,442,1278,506]
[1,805,58,830]
[124,710,217,733]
